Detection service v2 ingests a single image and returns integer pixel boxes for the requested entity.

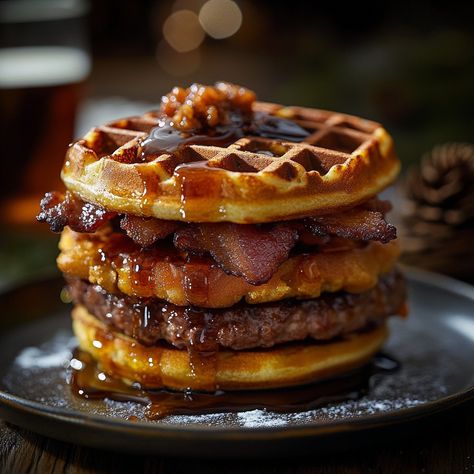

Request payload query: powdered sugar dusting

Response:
[14,332,76,369]
[233,396,427,428]
[237,410,288,428]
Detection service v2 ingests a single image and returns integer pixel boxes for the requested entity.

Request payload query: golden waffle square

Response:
[62,102,399,223]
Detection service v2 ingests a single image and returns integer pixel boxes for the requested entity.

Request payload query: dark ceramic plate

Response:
[0,267,473,457]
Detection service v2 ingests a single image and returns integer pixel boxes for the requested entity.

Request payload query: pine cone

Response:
[399,142,474,279]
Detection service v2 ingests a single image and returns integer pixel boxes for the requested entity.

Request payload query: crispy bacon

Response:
[303,208,396,244]
[120,215,182,247]
[38,190,396,284]
[37,191,116,233]
[174,223,298,285]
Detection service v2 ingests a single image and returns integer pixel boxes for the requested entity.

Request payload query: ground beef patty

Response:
[66,271,405,352]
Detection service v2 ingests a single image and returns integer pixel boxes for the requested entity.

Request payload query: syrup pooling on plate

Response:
[68,348,400,420]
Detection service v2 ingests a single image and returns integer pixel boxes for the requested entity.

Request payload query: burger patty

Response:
[66,271,406,352]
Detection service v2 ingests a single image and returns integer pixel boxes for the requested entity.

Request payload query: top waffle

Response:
[61,83,400,223]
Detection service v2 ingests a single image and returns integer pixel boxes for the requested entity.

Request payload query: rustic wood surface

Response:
[0,402,472,474]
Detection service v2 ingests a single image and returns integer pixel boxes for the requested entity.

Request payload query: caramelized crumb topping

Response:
[160,82,256,131]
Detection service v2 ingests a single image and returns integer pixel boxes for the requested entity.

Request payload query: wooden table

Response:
[1,402,472,474]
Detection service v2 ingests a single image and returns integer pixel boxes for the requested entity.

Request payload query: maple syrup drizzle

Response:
[140,122,241,157]
[173,161,227,220]
[136,111,311,220]
[136,165,160,214]
[69,349,399,420]
[140,112,310,158]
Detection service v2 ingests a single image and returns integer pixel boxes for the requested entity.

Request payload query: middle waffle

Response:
[58,226,399,308]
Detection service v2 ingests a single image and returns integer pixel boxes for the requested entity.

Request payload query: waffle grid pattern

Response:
[62,102,398,222]
[81,103,380,182]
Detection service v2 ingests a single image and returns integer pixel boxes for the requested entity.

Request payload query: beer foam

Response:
[0,46,91,88]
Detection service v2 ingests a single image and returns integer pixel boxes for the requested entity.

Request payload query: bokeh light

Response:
[156,40,201,76]
[162,9,205,52]
[199,0,242,39]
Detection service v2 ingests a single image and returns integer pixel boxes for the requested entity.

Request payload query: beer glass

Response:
[0,0,91,225]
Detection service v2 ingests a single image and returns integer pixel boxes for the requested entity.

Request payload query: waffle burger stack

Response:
[38,83,406,392]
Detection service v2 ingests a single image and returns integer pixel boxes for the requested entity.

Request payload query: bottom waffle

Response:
[72,305,389,392]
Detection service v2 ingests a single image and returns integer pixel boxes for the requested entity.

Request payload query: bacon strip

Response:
[37,191,116,233]
[174,223,298,285]
[303,208,396,244]
[120,215,181,247]
[38,190,396,284]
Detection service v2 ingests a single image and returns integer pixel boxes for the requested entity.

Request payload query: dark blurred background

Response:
[86,0,474,160]
[1,0,473,284]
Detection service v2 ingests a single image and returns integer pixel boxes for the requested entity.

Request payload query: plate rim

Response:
[0,266,473,439]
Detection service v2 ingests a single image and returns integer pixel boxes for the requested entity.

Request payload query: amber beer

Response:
[0,46,90,223]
